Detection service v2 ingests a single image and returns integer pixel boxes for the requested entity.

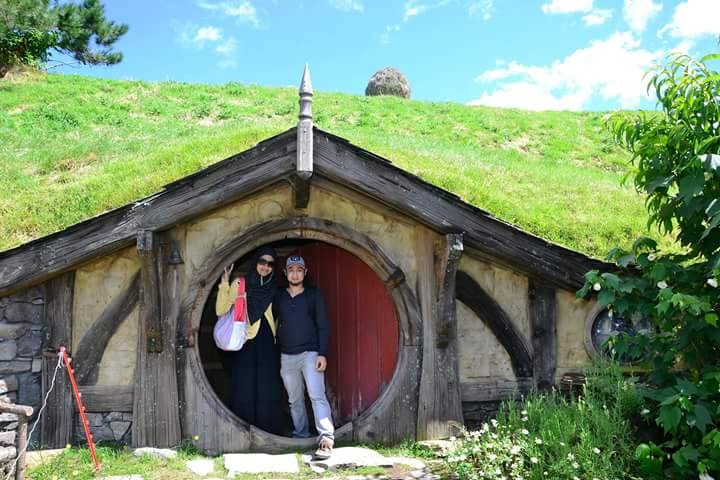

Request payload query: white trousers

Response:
[280,351,335,442]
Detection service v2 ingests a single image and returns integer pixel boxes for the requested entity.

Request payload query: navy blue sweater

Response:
[273,287,329,356]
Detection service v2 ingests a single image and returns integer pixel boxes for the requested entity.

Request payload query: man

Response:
[274,255,335,459]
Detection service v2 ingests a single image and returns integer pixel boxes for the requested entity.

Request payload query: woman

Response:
[215,246,289,435]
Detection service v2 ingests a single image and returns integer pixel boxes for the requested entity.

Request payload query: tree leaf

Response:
[678,171,704,201]
[659,405,682,433]
[694,403,712,434]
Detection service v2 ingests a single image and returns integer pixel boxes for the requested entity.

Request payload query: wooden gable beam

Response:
[0,134,296,298]
[313,131,606,290]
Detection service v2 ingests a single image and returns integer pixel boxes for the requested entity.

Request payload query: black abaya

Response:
[225,247,290,435]
[227,315,289,435]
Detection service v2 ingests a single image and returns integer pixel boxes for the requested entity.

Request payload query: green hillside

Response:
[0,73,663,258]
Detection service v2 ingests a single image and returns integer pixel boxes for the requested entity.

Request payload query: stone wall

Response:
[0,286,45,425]
[0,286,45,455]
[73,412,132,445]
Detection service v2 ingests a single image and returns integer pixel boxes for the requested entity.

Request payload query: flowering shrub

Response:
[578,53,720,478]
[445,362,642,479]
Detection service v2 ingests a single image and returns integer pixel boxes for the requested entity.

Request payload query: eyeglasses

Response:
[257,259,275,267]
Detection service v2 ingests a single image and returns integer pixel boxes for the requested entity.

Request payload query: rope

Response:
[3,351,64,480]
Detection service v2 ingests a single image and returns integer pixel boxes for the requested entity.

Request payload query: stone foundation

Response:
[462,401,501,430]
[73,412,132,445]
[0,286,46,440]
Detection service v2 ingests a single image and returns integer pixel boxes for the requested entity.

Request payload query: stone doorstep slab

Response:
[302,446,426,471]
[186,458,215,476]
[223,453,299,474]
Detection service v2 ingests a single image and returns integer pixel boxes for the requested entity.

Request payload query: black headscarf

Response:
[246,246,277,323]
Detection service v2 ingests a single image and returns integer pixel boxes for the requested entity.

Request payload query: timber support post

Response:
[416,229,464,440]
[529,280,557,390]
[40,272,74,448]
[132,230,181,448]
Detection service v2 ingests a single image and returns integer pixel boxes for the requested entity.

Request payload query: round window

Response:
[585,307,652,361]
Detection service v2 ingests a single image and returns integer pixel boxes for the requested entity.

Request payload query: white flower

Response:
[593,447,601,454]
[521,429,529,435]
[491,419,498,427]
[657,280,668,289]
[510,445,521,455]
[531,457,539,464]
[520,410,527,415]
[708,278,718,288]
[593,282,602,291]
[699,474,715,480]
[641,408,650,415]
[713,121,719,130]
[648,253,657,261]
[535,438,543,445]
[567,452,575,460]
[572,461,579,469]
[489,453,497,460]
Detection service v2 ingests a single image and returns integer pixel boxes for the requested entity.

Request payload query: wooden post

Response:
[40,272,74,448]
[415,228,464,440]
[529,280,557,390]
[132,231,181,447]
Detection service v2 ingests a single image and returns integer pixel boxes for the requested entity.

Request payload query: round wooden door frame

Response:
[180,216,422,452]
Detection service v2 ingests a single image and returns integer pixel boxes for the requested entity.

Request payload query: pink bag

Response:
[213,277,248,351]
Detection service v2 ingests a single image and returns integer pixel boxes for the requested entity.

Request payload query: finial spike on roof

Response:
[297,64,313,179]
[299,63,313,96]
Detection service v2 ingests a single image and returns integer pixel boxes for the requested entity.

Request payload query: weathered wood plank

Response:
[461,378,534,402]
[313,131,606,290]
[456,270,533,378]
[416,229,464,440]
[291,173,311,209]
[74,273,140,385]
[40,272,74,448]
[76,385,133,412]
[529,280,557,390]
[132,231,181,448]
[0,131,297,297]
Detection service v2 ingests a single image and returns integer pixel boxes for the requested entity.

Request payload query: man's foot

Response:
[313,438,333,460]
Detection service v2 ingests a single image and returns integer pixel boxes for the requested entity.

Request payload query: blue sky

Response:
[55,0,720,111]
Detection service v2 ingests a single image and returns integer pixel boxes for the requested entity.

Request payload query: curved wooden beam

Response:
[456,270,533,378]
[74,272,140,385]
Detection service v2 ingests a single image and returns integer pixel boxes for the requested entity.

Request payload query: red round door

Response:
[296,243,399,426]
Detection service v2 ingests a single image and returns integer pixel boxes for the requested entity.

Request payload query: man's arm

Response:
[314,289,329,370]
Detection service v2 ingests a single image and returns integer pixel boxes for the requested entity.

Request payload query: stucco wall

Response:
[458,257,530,342]
[457,300,515,383]
[556,289,595,380]
[72,247,139,386]
[181,182,419,288]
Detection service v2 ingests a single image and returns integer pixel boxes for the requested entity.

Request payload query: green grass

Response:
[0,72,669,257]
[26,443,425,479]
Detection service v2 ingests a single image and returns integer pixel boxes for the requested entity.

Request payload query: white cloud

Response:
[468,0,493,20]
[659,0,720,39]
[329,0,364,12]
[623,0,662,33]
[541,0,593,14]
[471,32,662,111]
[582,8,612,26]
[216,37,238,69]
[197,1,260,27]
[193,26,222,43]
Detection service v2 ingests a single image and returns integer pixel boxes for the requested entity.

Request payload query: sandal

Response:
[313,438,333,460]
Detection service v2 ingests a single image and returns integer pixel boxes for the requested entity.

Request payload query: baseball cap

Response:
[286,255,306,269]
